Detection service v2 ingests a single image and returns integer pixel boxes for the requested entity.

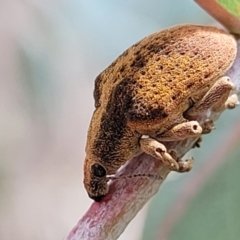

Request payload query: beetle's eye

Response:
[91,163,106,178]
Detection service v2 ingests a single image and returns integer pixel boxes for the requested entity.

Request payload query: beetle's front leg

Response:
[139,138,193,172]
[186,76,238,117]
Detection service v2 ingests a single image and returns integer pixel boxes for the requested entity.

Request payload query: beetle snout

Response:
[85,179,109,202]
[84,158,109,201]
[88,194,105,202]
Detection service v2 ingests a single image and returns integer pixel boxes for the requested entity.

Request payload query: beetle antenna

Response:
[106,173,163,181]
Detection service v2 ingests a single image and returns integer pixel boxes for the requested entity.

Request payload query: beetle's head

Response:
[84,157,109,202]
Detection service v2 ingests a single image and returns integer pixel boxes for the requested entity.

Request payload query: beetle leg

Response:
[186,76,236,116]
[201,119,215,134]
[224,93,239,109]
[191,119,215,148]
[139,137,193,172]
[156,120,202,141]
[169,149,194,172]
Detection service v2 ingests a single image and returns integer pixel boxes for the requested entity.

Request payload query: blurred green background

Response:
[1,0,240,239]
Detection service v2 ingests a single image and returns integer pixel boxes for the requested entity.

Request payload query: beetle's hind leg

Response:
[186,76,238,117]
[225,93,239,109]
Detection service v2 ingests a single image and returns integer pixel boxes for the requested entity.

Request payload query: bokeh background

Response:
[1,0,240,239]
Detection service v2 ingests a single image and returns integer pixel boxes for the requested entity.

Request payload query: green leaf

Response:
[217,0,240,18]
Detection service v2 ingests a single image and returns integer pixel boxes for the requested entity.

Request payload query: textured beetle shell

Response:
[85,24,236,172]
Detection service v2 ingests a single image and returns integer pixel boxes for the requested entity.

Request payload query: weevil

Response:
[83,25,238,201]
